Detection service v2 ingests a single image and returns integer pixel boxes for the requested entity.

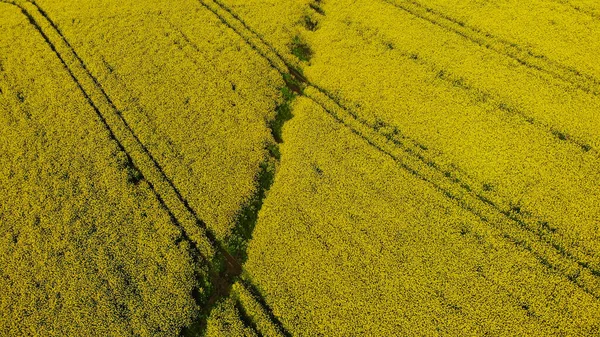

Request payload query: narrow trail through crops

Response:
[193,0,600,302]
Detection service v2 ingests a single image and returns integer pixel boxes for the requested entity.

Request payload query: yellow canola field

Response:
[297,0,600,277]
[34,0,284,240]
[217,0,311,61]
[0,6,199,336]
[397,0,600,80]
[301,0,600,150]
[565,0,600,18]
[205,281,284,337]
[3,0,600,335]
[221,1,600,329]
[205,297,258,337]
[245,97,600,336]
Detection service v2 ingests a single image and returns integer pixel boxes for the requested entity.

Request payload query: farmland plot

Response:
[33,0,284,241]
[296,0,600,282]
[202,0,600,335]
[2,0,599,335]
[0,5,201,336]
[243,97,600,336]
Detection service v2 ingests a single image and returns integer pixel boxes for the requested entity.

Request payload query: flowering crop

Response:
[2,0,599,335]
